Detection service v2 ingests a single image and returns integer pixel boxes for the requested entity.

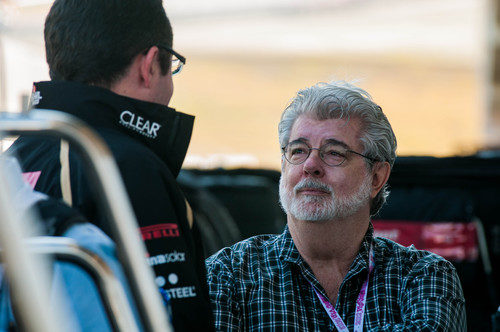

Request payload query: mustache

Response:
[294,178,332,194]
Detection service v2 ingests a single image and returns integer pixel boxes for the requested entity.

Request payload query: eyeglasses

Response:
[156,44,186,75]
[282,140,378,167]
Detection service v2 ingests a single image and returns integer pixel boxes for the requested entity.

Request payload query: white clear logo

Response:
[119,110,161,139]
[147,251,186,266]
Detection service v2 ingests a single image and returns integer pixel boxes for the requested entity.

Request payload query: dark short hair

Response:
[45,0,173,87]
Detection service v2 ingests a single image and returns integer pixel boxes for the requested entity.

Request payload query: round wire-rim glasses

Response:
[282,140,379,167]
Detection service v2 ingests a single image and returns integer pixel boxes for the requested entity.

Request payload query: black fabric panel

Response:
[179,171,286,240]
[180,184,241,257]
[377,187,474,222]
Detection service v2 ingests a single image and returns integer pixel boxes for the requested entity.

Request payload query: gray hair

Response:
[278,80,397,216]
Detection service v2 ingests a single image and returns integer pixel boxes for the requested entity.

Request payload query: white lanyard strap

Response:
[310,248,374,332]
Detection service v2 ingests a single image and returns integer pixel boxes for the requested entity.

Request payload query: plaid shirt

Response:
[206,224,466,331]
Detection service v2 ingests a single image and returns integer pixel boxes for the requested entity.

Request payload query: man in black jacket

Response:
[8,0,214,330]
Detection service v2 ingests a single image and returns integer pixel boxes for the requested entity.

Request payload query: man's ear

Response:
[139,46,160,89]
[370,161,391,199]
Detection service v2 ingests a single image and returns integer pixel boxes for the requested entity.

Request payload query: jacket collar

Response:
[31,80,194,177]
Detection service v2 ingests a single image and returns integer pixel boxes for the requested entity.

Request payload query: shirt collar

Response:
[343,223,374,281]
[279,226,302,264]
[30,80,194,177]
[279,223,375,276]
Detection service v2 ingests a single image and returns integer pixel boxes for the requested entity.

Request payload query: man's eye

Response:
[323,146,343,156]
[327,150,344,157]
[291,148,306,155]
[322,148,346,163]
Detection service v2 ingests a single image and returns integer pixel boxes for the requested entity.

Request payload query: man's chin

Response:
[299,216,332,223]
[289,201,336,222]
[295,196,331,209]
[291,211,334,223]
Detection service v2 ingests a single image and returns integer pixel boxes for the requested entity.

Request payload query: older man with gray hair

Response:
[206,81,466,331]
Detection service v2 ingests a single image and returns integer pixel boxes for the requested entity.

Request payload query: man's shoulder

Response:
[373,236,456,274]
[8,135,59,162]
[206,233,283,271]
[8,136,63,190]
[85,128,171,181]
[11,129,165,181]
[98,128,160,162]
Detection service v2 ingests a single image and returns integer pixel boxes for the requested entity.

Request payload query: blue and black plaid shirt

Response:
[206,224,466,331]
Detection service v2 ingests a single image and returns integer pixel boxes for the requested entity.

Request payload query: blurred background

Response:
[0,0,496,169]
[1,1,500,329]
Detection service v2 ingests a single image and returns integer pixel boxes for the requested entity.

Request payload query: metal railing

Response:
[0,235,141,331]
[0,157,61,332]
[35,237,140,331]
[0,110,172,332]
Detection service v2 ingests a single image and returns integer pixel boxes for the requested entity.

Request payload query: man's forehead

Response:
[291,137,351,150]
[289,115,362,147]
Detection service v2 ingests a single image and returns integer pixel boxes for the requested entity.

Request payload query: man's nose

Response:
[303,149,324,177]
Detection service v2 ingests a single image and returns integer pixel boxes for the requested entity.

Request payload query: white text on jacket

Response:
[147,251,186,266]
[119,110,161,138]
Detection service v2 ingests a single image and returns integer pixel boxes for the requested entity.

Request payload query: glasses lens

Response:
[320,143,346,166]
[171,55,183,75]
[285,141,310,164]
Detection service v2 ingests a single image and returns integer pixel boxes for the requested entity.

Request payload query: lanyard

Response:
[309,248,374,332]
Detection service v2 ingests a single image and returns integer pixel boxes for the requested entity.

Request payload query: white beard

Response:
[279,173,372,222]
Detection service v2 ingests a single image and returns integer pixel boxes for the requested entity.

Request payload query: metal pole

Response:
[0,158,61,332]
[0,110,172,332]
[18,237,141,332]
[0,29,6,111]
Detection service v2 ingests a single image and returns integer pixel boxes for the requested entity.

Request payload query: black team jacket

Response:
[8,80,214,331]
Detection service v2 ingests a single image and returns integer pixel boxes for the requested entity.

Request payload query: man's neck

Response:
[288,213,370,302]
[289,213,369,262]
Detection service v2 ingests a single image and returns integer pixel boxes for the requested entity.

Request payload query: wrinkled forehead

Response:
[289,114,364,150]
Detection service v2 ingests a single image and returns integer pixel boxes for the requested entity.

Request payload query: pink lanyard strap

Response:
[310,248,374,332]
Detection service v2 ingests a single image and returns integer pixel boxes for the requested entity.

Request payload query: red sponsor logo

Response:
[140,223,180,240]
[372,220,479,262]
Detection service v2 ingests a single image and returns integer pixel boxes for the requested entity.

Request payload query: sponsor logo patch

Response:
[119,110,161,139]
[147,251,186,266]
[158,273,198,299]
[30,86,42,107]
[22,171,41,189]
[140,223,180,240]
[166,286,197,299]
